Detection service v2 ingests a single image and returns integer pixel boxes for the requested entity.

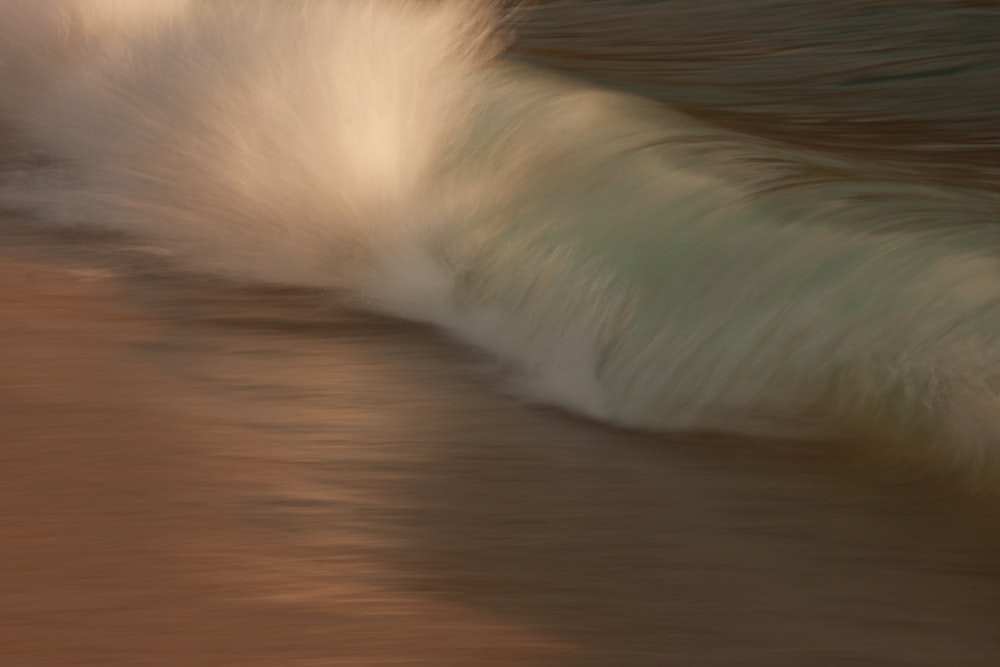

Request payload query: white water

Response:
[3,0,1000,484]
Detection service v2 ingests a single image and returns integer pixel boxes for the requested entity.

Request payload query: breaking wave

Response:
[3,0,1000,484]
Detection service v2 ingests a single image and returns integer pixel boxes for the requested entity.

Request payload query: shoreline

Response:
[3,221,1000,664]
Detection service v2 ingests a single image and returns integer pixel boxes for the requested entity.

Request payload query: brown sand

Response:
[3,220,1000,666]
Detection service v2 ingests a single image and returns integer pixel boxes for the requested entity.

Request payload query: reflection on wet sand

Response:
[3,220,1000,666]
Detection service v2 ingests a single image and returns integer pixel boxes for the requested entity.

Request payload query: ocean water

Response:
[7,3,1000,664]
[2,0,1000,484]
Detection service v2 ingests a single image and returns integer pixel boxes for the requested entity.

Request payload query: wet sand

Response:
[3,218,1000,666]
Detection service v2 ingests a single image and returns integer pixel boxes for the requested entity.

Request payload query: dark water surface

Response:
[514,0,1000,188]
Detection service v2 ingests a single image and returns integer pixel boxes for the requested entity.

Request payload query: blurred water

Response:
[515,0,1000,188]
[3,2,1000,665]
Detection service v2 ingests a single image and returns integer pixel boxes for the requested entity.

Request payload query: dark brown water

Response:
[4,2,1000,665]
